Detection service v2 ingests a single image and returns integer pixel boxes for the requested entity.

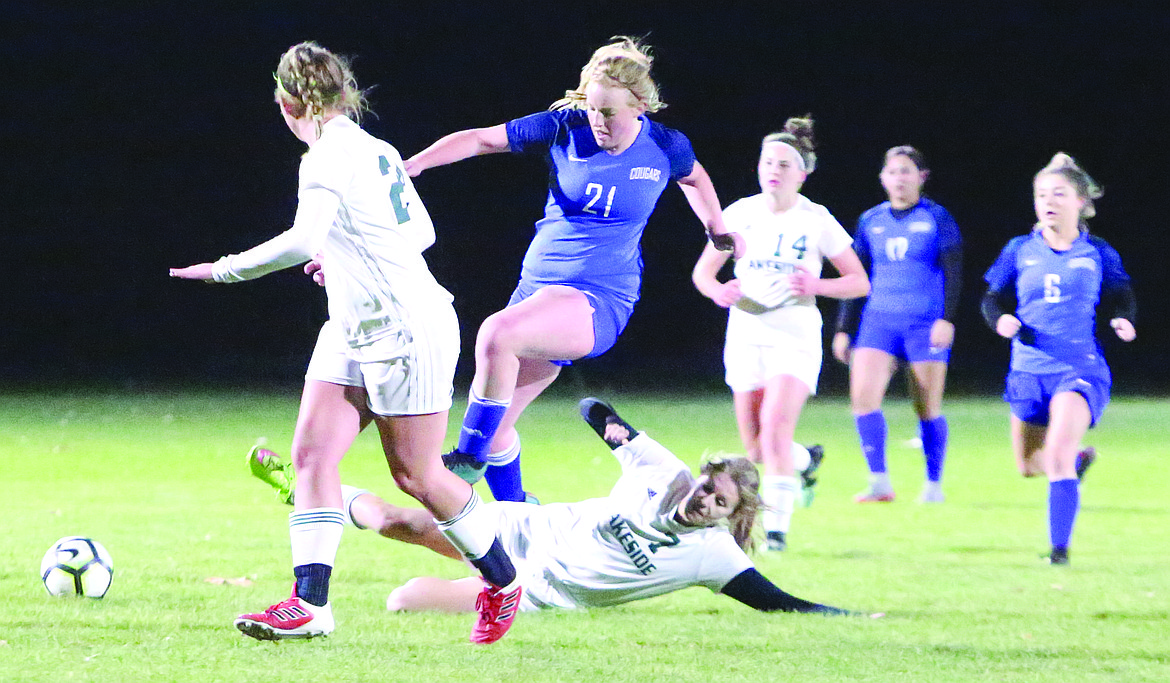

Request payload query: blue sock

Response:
[1048,478,1080,550]
[456,392,509,461]
[856,411,887,474]
[293,563,332,607]
[485,458,525,502]
[470,538,517,588]
[920,416,948,483]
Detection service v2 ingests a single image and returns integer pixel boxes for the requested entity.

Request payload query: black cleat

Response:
[1075,447,1096,482]
[442,449,487,484]
[1044,547,1070,565]
[800,445,825,507]
[766,531,787,552]
[802,444,825,489]
[578,398,639,449]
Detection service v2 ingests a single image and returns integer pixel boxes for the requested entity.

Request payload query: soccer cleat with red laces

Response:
[470,579,522,645]
[234,585,334,641]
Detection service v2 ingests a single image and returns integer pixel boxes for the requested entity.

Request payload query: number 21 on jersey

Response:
[583,183,616,217]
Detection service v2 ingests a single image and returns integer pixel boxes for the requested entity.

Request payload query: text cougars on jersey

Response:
[608,515,657,575]
[629,167,662,182]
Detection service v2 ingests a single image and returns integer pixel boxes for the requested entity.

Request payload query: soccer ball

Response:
[40,537,114,598]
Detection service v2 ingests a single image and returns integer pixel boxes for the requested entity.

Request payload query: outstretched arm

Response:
[720,568,852,615]
[404,124,511,177]
[170,187,339,282]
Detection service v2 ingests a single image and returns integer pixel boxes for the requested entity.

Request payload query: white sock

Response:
[870,472,893,494]
[433,490,494,560]
[761,475,800,533]
[484,436,521,467]
[791,442,811,473]
[289,508,345,567]
[340,485,371,529]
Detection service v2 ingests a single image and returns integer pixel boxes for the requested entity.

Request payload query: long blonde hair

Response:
[1035,152,1103,219]
[551,36,665,112]
[274,41,369,137]
[700,455,762,553]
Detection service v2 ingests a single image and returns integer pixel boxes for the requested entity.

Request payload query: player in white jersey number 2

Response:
[170,41,520,644]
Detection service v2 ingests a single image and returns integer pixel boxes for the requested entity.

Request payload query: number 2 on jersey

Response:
[379,155,411,224]
[583,183,616,217]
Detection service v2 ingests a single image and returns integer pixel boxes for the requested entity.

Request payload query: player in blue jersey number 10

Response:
[982,153,1136,565]
[402,37,742,504]
[833,146,963,505]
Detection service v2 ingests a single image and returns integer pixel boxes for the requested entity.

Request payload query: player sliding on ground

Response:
[252,398,858,616]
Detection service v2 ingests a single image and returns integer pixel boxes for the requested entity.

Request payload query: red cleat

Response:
[470,579,522,645]
[854,488,896,503]
[234,585,334,641]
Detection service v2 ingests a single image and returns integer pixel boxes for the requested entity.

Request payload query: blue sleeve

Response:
[505,110,569,155]
[1088,235,1131,290]
[929,203,963,253]
[853,212,873,273]
[647,122,696,181]
[984,236,1025,292]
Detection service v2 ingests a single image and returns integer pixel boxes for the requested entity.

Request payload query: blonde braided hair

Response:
[274,41,368,138]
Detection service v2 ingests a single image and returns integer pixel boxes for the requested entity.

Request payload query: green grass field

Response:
[3,388,1168,682]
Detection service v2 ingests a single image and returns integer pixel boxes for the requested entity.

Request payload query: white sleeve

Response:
[820,212,854,260]
[211,187,339,283]
[610,433,687,474]
[695,533,755,591]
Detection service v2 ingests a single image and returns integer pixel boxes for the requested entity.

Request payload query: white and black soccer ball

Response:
[40,536,114,598]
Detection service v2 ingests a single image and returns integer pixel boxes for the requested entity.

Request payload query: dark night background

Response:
[6,2,1168,396]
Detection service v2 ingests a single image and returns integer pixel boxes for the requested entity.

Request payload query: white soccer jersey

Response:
[491,434,753,611]
[214,116,453,353]
[724,193,853,347]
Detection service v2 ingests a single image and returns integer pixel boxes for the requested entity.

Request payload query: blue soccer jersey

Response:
[855,198,962,320]
[984,230,1130,377]
[505,109,696,301]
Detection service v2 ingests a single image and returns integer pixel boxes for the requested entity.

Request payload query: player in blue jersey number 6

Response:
[982,153,1136,565]
[833,147,963,504]
[403,37,741,504]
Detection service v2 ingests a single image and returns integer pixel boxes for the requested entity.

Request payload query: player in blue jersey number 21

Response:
[982,153,1136,565]
[403,37,741,504]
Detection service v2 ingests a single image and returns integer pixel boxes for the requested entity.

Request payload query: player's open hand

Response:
[169,263,214,281]
[708,229,745,258]
[1110,318,1136,342]
[995,314,1021,339]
